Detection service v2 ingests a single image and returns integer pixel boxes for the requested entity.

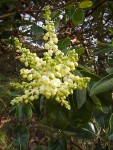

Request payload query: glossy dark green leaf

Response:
[72,8,84,26]
[31,25,44,37]
[87,86,103,112]
[63,123,96,140]
[76,88,86,109]
[90,94,103,112]
[16,103,32,120]
[46,100,69,129]
[48,137,67,150]
[69,97,94,126]
[13,124,29,149]
[90,74,113,95]
[80,70,100,81]
[97,92,112,106]
[58,37,70,53]
[33,145,48,150]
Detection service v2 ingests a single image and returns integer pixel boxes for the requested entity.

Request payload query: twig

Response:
[0,12,16,20]
[0,98,6,108]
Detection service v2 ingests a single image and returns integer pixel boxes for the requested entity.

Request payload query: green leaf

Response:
[16,103,32,120]
[79,0,93,9]
[90,95,103,112]
[51,11,60,20]
[65,6,75,17]
[31,25,44,37]
[106,68,113,74]
[64,2,75,9]
[63,123,96,140]
[33,145,48,150]
[72,8,84,26]
[13,124,29,149]
[93,46,113,55]
[54,18,60,30]
[69,97,94,126]
[80,70,100,81]
[87,86,103,112]
[58,37,70,54]
[75,47,84,56]
[90,74,113,95]
[48,137,67,150]
[62,13,68,25]
[108,28,113,35]
[76,88,86,109]
[109,113,113,140]
[46,100,69,129]
[97,92,112,106]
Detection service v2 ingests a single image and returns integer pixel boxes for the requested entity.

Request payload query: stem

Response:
[0,98,6,108]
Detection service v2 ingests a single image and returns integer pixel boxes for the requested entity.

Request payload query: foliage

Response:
[0,0,113,149]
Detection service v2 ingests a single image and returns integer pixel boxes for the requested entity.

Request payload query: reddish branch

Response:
[0,12,16,20]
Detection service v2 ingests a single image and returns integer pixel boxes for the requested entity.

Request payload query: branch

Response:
[0,0,22,20]
[0,0,75,19]
[0,12,16,20]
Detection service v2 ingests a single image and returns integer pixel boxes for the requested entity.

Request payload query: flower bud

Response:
[45,43,50,50]
[27,74,33,81]
[29,96,34,101]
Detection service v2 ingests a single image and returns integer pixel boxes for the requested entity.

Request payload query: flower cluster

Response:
[43,7,58,55]
[11,6,90,110]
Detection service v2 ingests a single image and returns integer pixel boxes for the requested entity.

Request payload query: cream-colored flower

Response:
[11,7,90,110]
